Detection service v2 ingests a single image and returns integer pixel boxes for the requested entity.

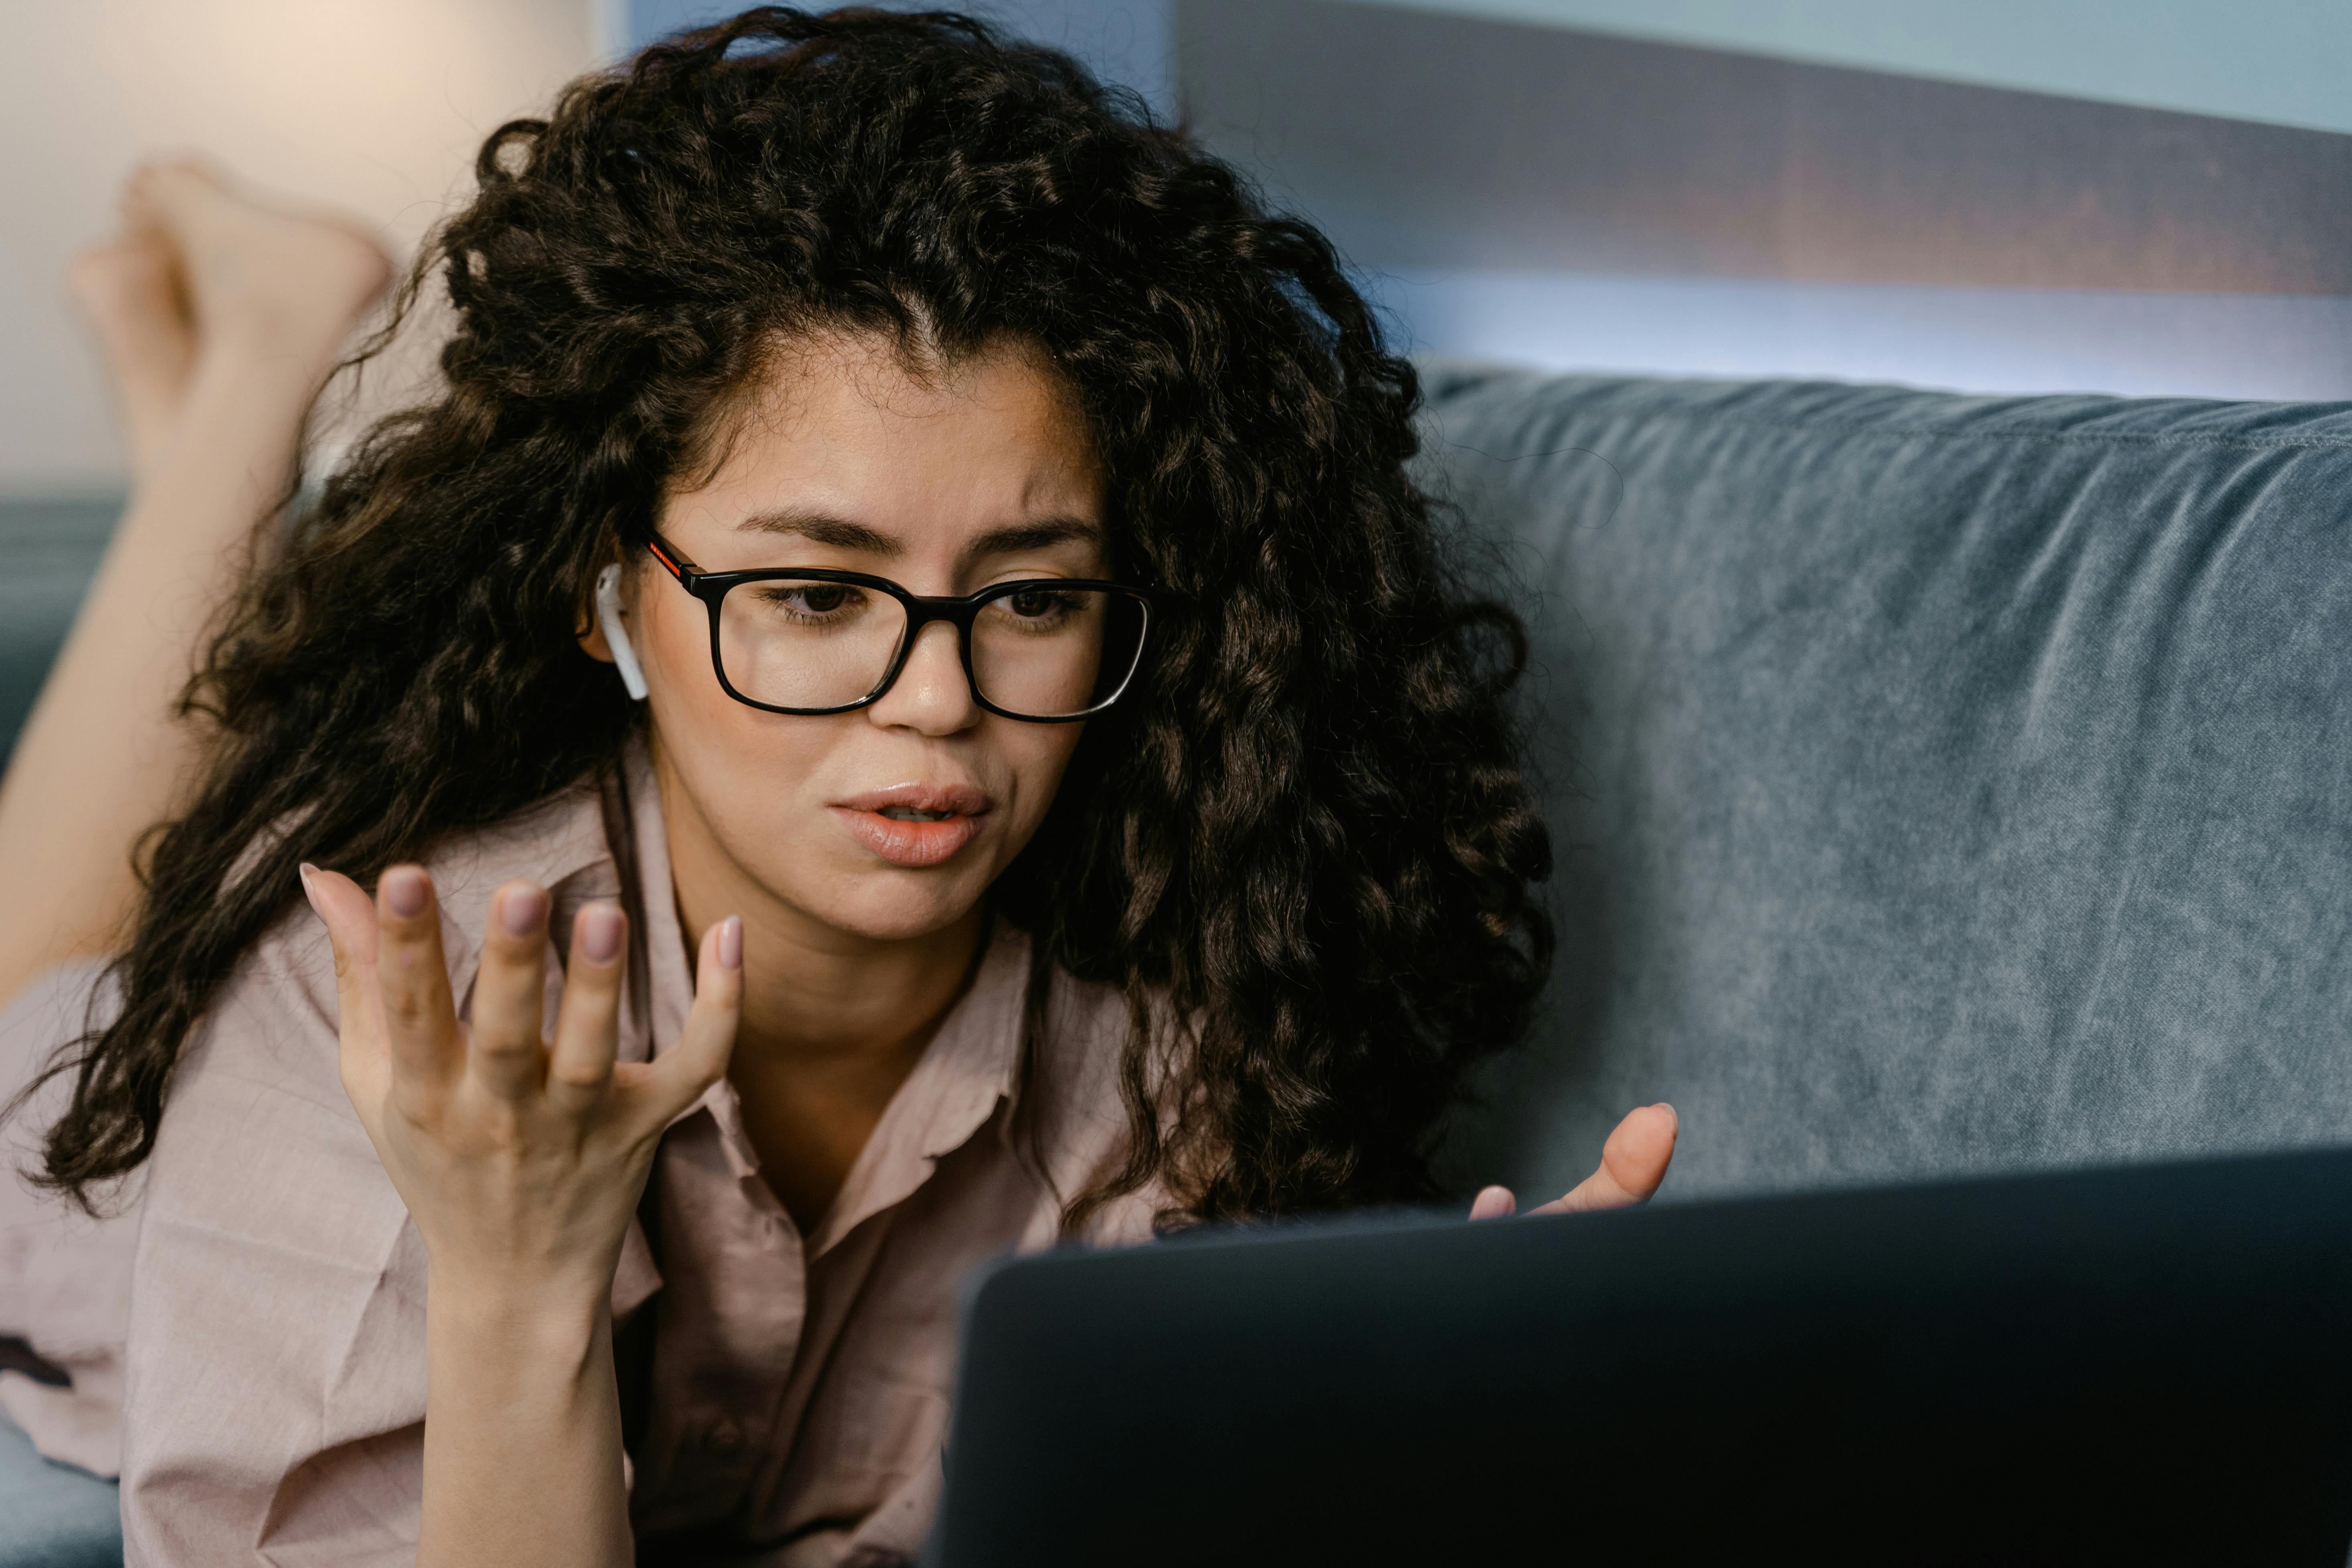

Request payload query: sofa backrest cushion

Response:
[1416,366,2352,1203]
[0,498,118,769]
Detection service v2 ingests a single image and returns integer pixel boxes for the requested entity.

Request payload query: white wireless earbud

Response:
[595,563,649,701]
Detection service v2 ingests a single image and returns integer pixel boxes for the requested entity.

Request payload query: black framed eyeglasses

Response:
[643,532,1153,722]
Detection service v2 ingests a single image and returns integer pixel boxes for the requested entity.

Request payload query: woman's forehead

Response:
[665,331,1105,561]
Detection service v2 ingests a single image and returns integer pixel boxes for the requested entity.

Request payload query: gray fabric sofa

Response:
[0,498,116,776]
[1420,366,2352,1204]
[6,362,2351,1559]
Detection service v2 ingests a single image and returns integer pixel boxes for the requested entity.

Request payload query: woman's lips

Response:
[830,784,993,869]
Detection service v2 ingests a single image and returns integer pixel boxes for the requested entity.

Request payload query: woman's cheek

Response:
[996,724,1085,859]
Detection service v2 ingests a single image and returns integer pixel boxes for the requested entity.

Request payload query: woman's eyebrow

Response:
[737,510,902,555]
[964,517,1103,557]
[736,510,1102,560]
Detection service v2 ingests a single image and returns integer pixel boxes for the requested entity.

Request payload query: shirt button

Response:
[709,1421,746,1449]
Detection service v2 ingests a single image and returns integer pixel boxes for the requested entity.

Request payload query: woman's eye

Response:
[763,584,856,615]
[1007,589,1066,618]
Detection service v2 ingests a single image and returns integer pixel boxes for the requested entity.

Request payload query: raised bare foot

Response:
[124,159,393,376]
[67,225,196,480]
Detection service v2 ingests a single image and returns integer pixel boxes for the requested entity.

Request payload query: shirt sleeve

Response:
[118,910,426,1568]
[0,956,138,1476]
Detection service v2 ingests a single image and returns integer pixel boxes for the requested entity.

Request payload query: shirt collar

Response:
[802,919,1030,1255]
[677,918,1031,1257]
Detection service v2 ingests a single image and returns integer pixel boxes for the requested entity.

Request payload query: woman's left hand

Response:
[1468,1102,1678,1220]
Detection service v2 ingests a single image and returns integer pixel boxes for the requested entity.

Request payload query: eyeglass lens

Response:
[715,579,1147,717]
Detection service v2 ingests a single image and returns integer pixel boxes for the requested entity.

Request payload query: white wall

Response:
[0,0,600,498]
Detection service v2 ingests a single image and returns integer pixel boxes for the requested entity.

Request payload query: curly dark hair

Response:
[26,6,1552,1226]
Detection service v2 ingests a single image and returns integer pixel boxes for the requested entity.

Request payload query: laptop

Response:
[931,1146,2352,1566]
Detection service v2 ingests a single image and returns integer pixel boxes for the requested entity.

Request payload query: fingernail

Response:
[579,904,623,964]
[382,866,427,918]
[297,862,320,913]
[500,884,547,937]
[717,915,743,972]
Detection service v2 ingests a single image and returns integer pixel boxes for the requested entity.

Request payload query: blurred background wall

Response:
[8,0,2348,504]
[1182,0,2352,401]
[1,0,601,498]
[638,0,2352,401]
[0,0,598,753]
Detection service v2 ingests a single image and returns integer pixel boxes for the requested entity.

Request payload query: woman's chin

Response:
[783,866,993,946]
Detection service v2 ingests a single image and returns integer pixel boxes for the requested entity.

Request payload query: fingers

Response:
[547,904,628,1116]
[300,863,386,1089]
[313,872,742,1139]
[1532,1103,1680,1216]
[1468,1184,1518,1222]
[300,862,378,979]
[633,916,742,1128]
[468,882,551,1101]
[374,865,462,1112]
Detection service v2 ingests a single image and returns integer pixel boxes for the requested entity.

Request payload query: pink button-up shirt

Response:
[2,748,1157,1565]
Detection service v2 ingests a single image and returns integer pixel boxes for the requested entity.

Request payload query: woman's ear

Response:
[578,611,614,664]
[583,564,649,700]
[577,563,617,661]
[578,613,614,664]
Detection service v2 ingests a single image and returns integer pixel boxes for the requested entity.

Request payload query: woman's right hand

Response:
[300,862,741,1311]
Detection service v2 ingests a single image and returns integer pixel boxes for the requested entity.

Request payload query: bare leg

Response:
[0,161,391,1009]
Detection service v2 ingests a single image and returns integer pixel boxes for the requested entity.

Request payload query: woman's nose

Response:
[866,620,979,734]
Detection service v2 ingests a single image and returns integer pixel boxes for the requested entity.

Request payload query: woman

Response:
[0,10,1677,1564]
